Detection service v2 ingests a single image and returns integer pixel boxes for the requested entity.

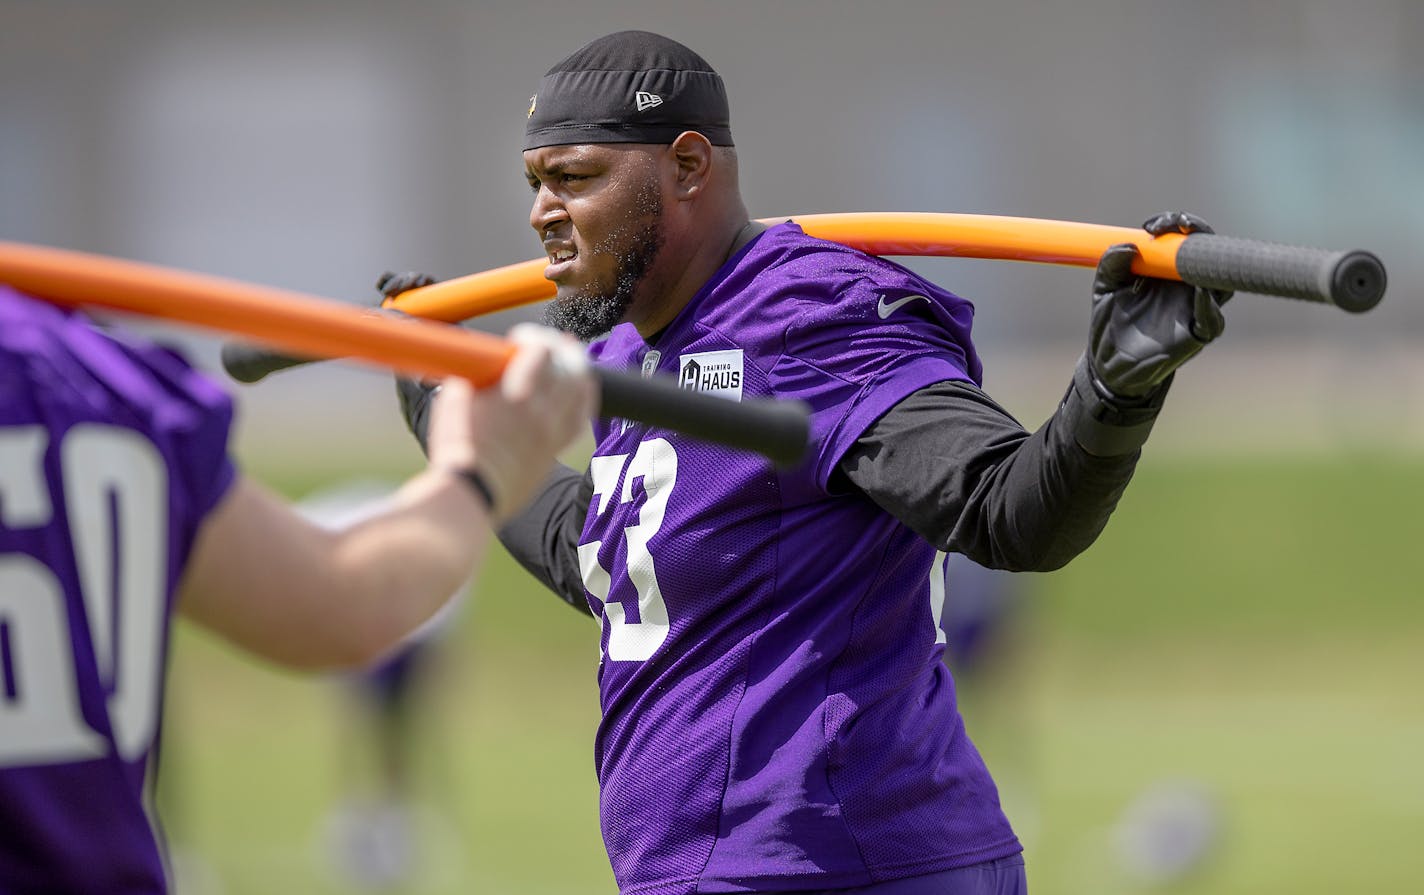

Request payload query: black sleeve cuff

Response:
[1062,355,1170,457]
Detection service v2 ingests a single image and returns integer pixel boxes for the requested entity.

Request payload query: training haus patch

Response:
[678,349,743,401]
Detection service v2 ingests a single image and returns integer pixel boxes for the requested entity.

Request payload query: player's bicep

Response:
[843,379,1141,571]
[839,380,1031,557]
[496,463,594,615]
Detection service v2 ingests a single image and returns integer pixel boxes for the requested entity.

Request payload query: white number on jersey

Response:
[0,425,169,768]
[929,549,949,646]
[580,438,677,662]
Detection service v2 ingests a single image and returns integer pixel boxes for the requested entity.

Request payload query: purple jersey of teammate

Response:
[0,287,235,892]
[581,223,1020,894]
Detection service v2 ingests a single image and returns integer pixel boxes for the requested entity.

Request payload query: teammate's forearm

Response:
[179,471,491,671]
[327,467,494,656]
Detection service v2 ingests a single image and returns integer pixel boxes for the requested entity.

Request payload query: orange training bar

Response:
[387,213,1185,321]
[0,241,516,386]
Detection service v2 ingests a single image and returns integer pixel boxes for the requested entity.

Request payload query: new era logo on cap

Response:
[523,32,734,150]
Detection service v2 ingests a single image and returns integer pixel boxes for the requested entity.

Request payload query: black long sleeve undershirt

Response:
[497,373,1154,608]
[836,378,1140,571]
[497,463,596,616]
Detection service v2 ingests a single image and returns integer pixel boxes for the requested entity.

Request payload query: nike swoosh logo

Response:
[877,293,931,319]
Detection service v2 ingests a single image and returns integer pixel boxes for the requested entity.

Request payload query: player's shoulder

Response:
[739,226,981,381]
[755,221,925,283]
[0,286,232,433]
[0,284,67,339]
[747,222,958,317]
[586,323,645,367]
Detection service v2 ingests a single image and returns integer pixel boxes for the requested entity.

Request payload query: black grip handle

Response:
[221,341,323,383]
[221,342,810,466]
[596,368,810,467]
[1174,233,1386,313]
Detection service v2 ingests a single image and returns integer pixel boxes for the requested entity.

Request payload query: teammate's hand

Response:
[425,324,595,522]
[1086,212,1232,399]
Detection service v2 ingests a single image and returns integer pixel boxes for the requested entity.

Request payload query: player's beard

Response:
[543,186,665,342]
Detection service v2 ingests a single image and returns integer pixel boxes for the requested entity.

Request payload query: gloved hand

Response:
[1086,212,1232,400]
[377,270,441,453]
[376,270,438,306]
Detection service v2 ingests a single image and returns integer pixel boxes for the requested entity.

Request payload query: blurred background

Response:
[2,1,1420,893]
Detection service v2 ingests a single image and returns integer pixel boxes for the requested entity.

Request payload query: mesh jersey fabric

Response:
[0,287,236,893]
[578,224,1020,894]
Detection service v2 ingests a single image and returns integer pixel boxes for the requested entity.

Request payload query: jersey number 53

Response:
[578,438,677,663]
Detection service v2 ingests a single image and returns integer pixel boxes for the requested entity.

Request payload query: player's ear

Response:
[667,131,713,200]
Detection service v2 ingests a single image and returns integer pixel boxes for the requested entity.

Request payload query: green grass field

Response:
[158,453,1424,895]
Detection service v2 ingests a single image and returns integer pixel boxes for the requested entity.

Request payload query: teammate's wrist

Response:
[457,466,498,514]
[435,463,498,515]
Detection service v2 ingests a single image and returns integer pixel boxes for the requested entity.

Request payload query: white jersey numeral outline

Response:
[929,549,949,646]
[0,425,169,768]
[580,438,677,662]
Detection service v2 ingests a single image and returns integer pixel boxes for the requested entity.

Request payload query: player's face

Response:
[525,144,667,341]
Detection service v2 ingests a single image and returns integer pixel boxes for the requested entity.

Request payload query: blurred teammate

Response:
[0,285,592,893]
[296,479,469,890]
[939,555,1028,682]
[394,30,1231,895]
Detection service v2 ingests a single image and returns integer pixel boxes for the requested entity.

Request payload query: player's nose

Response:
[529,185,567,235]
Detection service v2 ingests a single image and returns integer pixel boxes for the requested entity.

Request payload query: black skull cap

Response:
[524,30,733,150]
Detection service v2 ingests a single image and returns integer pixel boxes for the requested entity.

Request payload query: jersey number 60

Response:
[0,425,168,768]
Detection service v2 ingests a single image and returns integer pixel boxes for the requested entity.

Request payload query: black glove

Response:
[375,270,438,305]
[1063,212,1232,457]
[1087,212,1232,399]
[377,271,441,455]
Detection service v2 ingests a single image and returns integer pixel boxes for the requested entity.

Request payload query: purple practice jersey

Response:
[581,223,1020,894]
[0,288,236,893]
